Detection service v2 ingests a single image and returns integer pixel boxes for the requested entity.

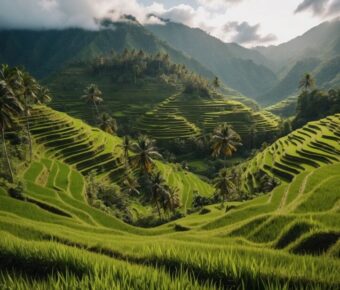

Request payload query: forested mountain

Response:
[256,19,340,73]
[255,19,340,104]
[147,22,277,97]
[0,21,214,80]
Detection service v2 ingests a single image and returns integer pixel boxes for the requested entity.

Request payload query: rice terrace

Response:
[0,0,340,289]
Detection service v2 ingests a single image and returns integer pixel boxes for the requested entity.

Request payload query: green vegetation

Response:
[0,18,340,288]
[239,114,340,194]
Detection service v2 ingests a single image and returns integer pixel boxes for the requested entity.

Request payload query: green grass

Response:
[0,108,339,288]
[240,114,340,193]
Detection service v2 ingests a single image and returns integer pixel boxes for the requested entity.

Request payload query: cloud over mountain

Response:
[224,21,277,45]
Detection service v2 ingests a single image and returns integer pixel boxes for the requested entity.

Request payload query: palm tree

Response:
[214,169,235,206]
[211,123,242,164]
[150,171,167,218]
[163,186,180,214]
[212,76,220,89]
[37,86,52,104]
[131,135,162,175]
[20,71,39,161]
[0,80,23,182]
[98,112,117,135]
[81,84,103,119]
[121,174,140,196]
[299,73,315,92]
[119,136,132,167]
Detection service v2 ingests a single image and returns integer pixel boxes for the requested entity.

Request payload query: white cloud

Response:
[0,0,165,29]
[0,0,338,47]
[295,0,330,15]
[224,21,277,44]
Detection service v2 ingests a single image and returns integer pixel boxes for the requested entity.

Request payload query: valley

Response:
[0,6,339,289]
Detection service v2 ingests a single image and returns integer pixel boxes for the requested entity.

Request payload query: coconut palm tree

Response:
[119,136,132,167]
[212,76,220,89]
[214,168,235,206]
[81,84,103,119]
[98,112,117,135]
[211,123,242,164]
[0,80,23,182]
[163,186,180,214]
[121,174,140,196]
[299,73,315,92]
[131,135,162,175]
[20,71,39,161]
[37,86,52,104]
[150,171,168,218]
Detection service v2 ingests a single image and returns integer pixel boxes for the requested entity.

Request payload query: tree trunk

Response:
[24,97,33,162]
[156,200,161,219]
[93,101,99,117]
[2,124,14,183]
[26,113,32,162]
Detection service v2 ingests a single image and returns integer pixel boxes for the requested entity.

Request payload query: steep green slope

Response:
[256,19,340,72]
[136,92,280,146]
[46,62,179,125]
[25,105,214,216]
[46,62,273,147]
[265,96,297,118]
[147,22,277,97]
[0,23,214,79]
[259,58,320,105]
[240,114,340,193]
[0,121,339,288]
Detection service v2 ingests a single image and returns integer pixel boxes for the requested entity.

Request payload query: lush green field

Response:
[18,106,214,216]
[240,114,340,193]
[0,107,339,288]
[46,63,279,147]
[136,93,280,144]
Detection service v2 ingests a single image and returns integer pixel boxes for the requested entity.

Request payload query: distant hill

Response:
[0,22,214,80]
[259,58,321,105]
[256,19,340,73]
[255,19,340,104]
[147,22,277,97]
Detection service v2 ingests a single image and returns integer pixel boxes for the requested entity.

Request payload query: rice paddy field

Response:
[241,114,340,193]
[0,106,339,289]
[135,93,280,144]
[46,63,280,146]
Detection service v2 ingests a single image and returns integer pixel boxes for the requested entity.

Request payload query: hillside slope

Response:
[147,22,277,97]
[24,105,214,217]
[0,23,214,80]
[240,114,340,193]
[256,19,340,72]
[0,109,339,288]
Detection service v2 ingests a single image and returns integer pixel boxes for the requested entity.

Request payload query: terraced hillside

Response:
[241,114,340,193]
[24,105,214,215]
[265,96,297,118]
[0,133,339,288]
[47,63,180,124]
[136,93,280,144]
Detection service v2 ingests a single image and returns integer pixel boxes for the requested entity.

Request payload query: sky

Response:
[0,0,339,47]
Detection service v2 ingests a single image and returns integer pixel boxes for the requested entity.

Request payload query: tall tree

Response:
[98,112,117,135]
[119,136,132,167]
[212,76,220,89]
[214,169,235,206]
[163,186,180,214]
[0,80,23,182]
[150,171,167,218]
[211,123,242,164]
[81,84,103,119]
[121,174,140,196]
[131,135,162,175]
[299,73,315,92]
[37,86,52,104]
[20,71,39,161]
